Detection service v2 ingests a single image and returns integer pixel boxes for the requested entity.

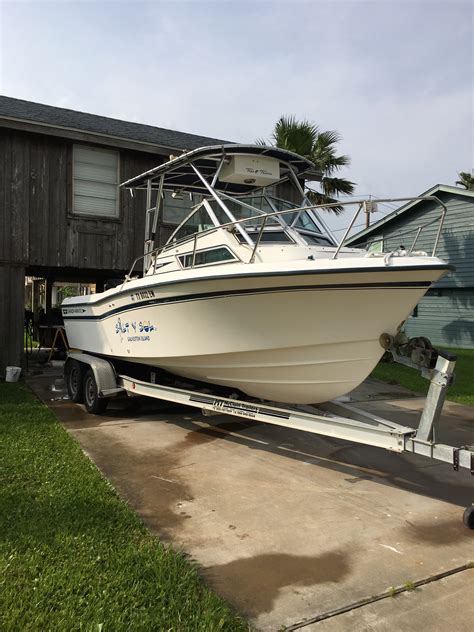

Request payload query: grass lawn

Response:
[0,383,249,631]
[371,347,474,407]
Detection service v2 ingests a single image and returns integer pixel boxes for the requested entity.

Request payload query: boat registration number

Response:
[132,289,156,301]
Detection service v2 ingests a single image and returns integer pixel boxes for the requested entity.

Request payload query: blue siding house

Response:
[347,185,474,349]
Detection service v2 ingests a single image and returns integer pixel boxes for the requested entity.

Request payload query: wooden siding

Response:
[0,265,25,372]
[0,128,167,274]
[405,290,474,349]
[351,192,474,348]
[0,126,199,371]
[357,193,474,288]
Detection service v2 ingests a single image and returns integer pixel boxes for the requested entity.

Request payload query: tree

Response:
[259,115,355,214]
[455,171,474,191]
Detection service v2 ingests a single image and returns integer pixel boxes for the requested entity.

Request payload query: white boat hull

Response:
[63,261,447,404]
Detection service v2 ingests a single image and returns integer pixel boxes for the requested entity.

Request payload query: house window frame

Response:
[367,237,384,253]
[71,144,121,221]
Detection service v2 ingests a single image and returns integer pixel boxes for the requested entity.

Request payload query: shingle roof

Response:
[0,95,231,151]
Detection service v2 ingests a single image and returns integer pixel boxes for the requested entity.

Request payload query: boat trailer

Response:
[64,335,474,528]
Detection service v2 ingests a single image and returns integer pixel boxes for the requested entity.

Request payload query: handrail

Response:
[332,202,364,260]
[122,195,448,283]
[357,213,444,251]
[249,216,268,263]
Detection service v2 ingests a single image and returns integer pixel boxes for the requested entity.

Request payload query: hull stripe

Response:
[63,281,431,322]
[62,263,452,308]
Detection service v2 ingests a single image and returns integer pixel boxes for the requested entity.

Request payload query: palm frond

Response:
[264,115,357,214]
[456,171,474,190]
[272,115,319,158]
[321,176,355,197]
[314,129,342,147]
[311,131,350,174]
[305,189,345,215]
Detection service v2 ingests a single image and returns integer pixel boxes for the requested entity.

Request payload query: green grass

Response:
[371,347,474,407]
[24,329,39,349]
[0,383,249,631]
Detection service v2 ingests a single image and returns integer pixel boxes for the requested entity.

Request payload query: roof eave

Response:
[0,114,198,155]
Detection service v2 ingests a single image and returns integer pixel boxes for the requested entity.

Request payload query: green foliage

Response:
[371,347,474,406]
[23,330,39,349]
[56,286,80,304]
[455,171,474,191]
[0,384,249,631]
[261,115,355,214]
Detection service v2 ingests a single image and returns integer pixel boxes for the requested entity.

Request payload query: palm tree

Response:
[455,171,474,191]
[259,116,355,214]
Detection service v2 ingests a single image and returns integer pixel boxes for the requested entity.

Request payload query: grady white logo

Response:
[62,307,86,314]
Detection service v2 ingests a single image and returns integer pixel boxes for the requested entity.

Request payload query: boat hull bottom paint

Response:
[64,279,434,404]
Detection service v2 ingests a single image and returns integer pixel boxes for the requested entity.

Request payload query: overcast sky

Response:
[0,0,472,232]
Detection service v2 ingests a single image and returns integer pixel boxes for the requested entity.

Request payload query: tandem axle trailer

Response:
[63,335,474,529]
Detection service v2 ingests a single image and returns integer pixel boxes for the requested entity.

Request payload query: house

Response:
[0,96,229,372]
[346,185,474,349]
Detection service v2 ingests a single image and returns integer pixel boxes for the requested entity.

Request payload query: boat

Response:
[62,145,451,404]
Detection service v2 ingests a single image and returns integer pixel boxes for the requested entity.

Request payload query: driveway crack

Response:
[283,562,474,630]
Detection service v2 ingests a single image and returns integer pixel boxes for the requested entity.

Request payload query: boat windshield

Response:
[168,194,333,246]
[171,206,215,242]
[207,196,281,229]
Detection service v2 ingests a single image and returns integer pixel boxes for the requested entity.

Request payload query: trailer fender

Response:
[66,353,122,397]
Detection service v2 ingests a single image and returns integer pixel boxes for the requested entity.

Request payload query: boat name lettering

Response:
[132,289,156,301]
[62,307,86,314]
[115,317,156,335]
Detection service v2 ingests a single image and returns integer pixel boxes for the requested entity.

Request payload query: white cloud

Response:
[0,0,472,214]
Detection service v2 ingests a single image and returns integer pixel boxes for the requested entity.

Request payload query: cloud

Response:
[0,0,472,218]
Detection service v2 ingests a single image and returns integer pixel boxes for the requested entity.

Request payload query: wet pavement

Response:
[26,367,474,631]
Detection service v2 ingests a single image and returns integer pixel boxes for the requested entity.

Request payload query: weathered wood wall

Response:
[0,128,173,371]
[0,128,166,274]
[0,265,25,372]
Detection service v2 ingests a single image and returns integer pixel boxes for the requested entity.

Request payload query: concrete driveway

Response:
[29,372,474,631]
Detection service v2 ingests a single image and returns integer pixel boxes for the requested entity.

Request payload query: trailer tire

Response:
[65,359,84,403]
[83,368,108,415]
[463,505,474,530]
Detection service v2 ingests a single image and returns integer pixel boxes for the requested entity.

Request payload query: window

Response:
[207,197,280,227]
[171,205,215,242]
[73,145,119,218]
[178,246,237,268]
[299,233,333,246]
[162,191,202,225]
[236,230,294,244]
[367,239,383,253]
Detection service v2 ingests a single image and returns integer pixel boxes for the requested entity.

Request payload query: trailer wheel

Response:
[65,360,84,403]
[83,368,108,415]
[463,505,474,530]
